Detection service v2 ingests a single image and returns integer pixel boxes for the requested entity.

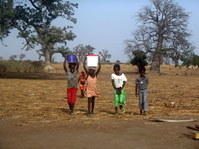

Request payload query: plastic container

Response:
[66,55,78,63]
[87,55,98,67]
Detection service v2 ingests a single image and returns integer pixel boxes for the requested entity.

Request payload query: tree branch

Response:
[29,0,41,11]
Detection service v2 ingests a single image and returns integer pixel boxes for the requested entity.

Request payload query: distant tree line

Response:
[182,54,199,68]
[130,49,199,70]
[68,44,111,63]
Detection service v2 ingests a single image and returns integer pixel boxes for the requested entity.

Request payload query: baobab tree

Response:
[126,0,194,73]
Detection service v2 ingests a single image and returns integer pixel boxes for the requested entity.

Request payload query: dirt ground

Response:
[0,64,199,148]
[0,119,199,149]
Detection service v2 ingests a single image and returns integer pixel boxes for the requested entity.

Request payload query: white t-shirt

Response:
[111,73,127,88]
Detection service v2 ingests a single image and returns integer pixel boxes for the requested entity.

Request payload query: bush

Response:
[182,54,199,68]
[130,50,148,72]
[192,54,199,67]
[0,60,44,73]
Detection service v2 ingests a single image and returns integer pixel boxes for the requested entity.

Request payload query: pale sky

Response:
[0,0,199,62]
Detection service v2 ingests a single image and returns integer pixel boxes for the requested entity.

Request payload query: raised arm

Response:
[78,76,80,83]
[83,57,88,75]
[63,58,67,73]
[76,62,79,72]
[96,57,101,76]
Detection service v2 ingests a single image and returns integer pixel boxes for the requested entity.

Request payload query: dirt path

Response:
[0,119,198,149]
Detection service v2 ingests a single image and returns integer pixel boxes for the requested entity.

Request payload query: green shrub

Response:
[130,50,148,73]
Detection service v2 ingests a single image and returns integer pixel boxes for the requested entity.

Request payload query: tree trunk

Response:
[151,54,160,73]
[151,33,164,74]
[44,49,51,64]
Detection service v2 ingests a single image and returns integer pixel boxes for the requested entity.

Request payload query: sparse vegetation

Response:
[0,64,199,125]
[0,60,44,73]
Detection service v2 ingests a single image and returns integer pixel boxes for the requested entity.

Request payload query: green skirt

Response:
[114,90,126,107]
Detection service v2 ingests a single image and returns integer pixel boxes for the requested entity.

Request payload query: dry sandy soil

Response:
[0,64,199,149]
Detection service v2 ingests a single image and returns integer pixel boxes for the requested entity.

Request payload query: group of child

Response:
[64,57,149,115]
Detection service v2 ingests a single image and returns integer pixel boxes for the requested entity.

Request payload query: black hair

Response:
[68,63,76,68]
[113,63,120,71]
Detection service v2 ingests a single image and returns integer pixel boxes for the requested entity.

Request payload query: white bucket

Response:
[87,55,98,67]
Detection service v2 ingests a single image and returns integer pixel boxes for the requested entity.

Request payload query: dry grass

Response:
[0,64,199,125]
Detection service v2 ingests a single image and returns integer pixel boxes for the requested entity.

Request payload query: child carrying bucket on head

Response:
[63,55,79,114]
[83,55,101,115]
[78,71,87,98]
[111,64,127,114]
[135,67,149,115]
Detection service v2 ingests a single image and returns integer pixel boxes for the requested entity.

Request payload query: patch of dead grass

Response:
[0,64,199,125]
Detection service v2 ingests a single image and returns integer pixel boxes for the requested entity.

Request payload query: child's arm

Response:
[122,81,126,90]
[76,62,79,72]
[96,57,101,77]
[83,58,88,75]
[63,58,67,73]
[111,79,116,89]
[112,79,122,94]
[78,76,80,83]
[146,77,149,85]
[121,74,127,91]
[135,83,138,97]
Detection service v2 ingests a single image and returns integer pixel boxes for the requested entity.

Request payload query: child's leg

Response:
[115,107,118,113]
[91,97,95,114]
[70,88,77,114]
[139,91,144,115]
[80,85,83,97]
[120,90,126,105]
[67,89,72,113]
[114,90,119,114]
[119,105,125,113]
[118,90,126,113]
[119,105,123,110]
[71,103,75,113]
[140,109,143,115]
[81,90,83,97]
[143,90,148,114]
[68,103,72,113]
[88,97,92,114]
[81,89,85,98]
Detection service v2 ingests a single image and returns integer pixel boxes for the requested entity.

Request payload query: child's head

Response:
[81,71,85,76]
[88,68,96,77]
[68,63,76,73]
[113,64,120,75]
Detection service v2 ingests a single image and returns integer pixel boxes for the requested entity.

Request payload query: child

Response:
[83,57,101,115]
[78,71,87,98]
[63,58,79,114]
[111,64,127,114]
[135,67,149,115]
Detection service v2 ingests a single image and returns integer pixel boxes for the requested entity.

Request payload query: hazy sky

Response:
[1,0,199,62]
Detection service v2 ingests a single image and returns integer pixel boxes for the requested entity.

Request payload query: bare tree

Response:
[126,0,194,73]
[99,49,111,62]
[73,44,95,63]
